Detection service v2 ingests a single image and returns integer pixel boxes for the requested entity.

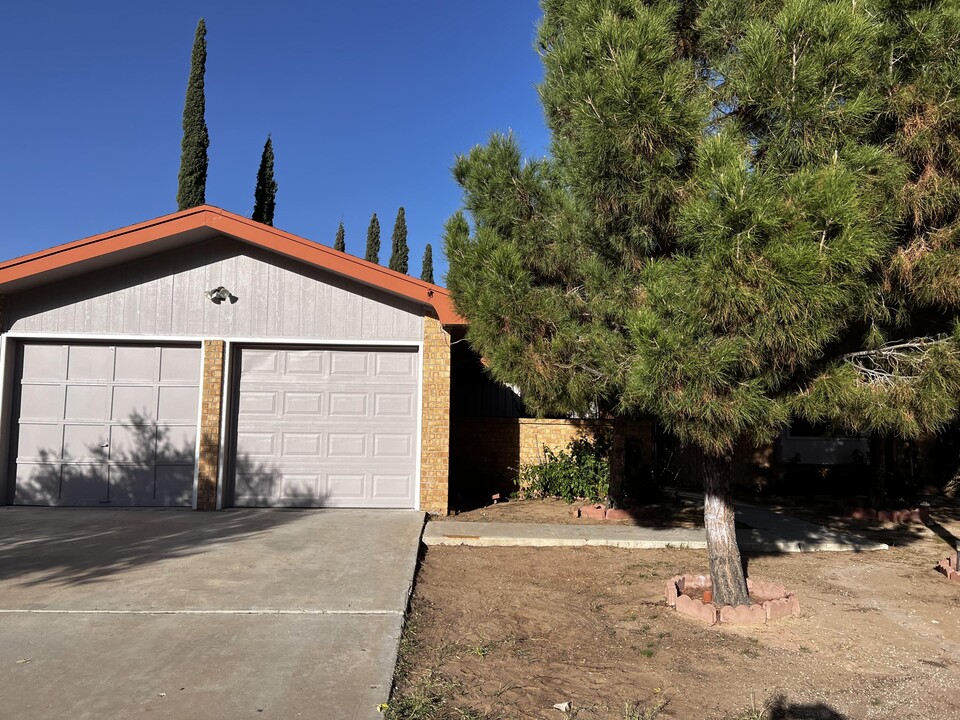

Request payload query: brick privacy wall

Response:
[196,340,225,511]
[451,417,654,492]
[420,316,451,515]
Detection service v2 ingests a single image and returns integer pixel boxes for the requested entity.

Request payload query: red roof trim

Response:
[0,205,464,325]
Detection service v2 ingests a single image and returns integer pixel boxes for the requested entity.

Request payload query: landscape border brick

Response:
[665,574,800,626]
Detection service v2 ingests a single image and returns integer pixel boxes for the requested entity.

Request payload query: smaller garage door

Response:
[12,343,201,507]
[233,346,420,508]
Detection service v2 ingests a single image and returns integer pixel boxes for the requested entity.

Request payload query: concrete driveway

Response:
[0,507,424,719]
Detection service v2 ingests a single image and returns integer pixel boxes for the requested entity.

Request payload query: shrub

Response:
[516,436,610,502]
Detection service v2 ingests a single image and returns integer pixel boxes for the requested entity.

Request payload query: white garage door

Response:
[12,343,201,507]
[233,347,420,508]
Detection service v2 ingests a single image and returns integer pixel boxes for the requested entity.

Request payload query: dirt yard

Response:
[391,508,960,719]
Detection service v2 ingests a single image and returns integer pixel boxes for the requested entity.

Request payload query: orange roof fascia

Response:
[0,205,465,325]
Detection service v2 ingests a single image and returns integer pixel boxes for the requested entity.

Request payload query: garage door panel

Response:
[375,352,416,378]
[12,342,199,507]
[17,423,63,460]
[19,384,63,420]
[60,464,108,505]
[284,391,323,415]
[372,474,413,501]
[154,465,195,506]
[159,346,201,382]
[238,391,278,416]
[284,351,324,375]
[64,385,109,420]
[109,424,155,461]
[241,349,281,375]
[234,347,418,508]
[114,346,159,382]
[108,465,155,505]
[21,345,64,380]
[157,425,197,462]
[67,345,113,380]
[14,464,61,504]
[111,385,156,421]
[158,386,199,421]
[62,425,107,460]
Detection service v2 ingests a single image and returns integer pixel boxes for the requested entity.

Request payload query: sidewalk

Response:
[422,500,889,553]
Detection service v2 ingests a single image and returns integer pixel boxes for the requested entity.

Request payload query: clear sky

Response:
[0,1,551,284]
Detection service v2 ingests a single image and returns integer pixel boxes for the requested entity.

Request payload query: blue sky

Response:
[0,1,550,283]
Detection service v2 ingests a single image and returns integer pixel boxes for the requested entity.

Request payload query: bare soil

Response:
[436,497,704,528]
[394,507,960,720]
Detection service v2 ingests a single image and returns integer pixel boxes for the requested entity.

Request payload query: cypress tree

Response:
[389,207,409,273]
[176,18,209,211]
[252,135,278,226]
[334,221,346,252]
[421,243,434,284]
[445,0,960,607]
[365,213,380,264]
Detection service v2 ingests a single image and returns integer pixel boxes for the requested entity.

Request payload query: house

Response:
[0,206,461,514]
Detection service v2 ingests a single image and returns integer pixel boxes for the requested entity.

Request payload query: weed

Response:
[624,698,668,720]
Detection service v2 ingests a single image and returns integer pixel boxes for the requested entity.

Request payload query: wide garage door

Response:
[233,346,419,508]
[12,343,201,507]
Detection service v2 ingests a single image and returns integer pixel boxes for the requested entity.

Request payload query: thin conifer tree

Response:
[365,213,380,264]
[389,207,409,273]
[252,135,277,226]
[334,221,346,252]
[421,243,434,284]
[176,18,209,210]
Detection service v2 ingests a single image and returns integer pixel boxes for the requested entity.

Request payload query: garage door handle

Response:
[99,443,110,448]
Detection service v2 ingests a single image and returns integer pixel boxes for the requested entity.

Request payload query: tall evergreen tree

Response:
[445,0,960,607]
[389,207,410,273]
[176,18,209,211]
[334,221,346,252]
[365,213,381,264]
[252,135,278,226]
[421,243,434,284]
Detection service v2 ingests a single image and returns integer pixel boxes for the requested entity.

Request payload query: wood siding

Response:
[4,237,424,342]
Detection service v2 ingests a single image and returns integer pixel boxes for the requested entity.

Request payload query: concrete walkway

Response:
[423,501,888,552]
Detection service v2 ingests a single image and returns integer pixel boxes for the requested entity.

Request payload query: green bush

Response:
[516,436,610,502]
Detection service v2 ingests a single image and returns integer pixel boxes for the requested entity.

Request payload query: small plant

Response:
[516,436,610,502]
[624,698,667,720]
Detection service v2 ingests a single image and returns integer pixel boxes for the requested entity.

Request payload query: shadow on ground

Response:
[0,507,301,587]
[766,694,849,719]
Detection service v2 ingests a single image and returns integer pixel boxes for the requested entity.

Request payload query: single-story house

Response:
[0,206,462,514]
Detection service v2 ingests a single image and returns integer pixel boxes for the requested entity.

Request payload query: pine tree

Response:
[389,207,410,273]
[252,135,277,226]
[176,19,209,211]
[445,0,960,607]
[421,243,434,284]
[365,213,380,264]
[334,221,346,252]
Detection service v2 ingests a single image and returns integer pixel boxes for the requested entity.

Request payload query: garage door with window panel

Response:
[233,346,419,508]
[12,343,201,507]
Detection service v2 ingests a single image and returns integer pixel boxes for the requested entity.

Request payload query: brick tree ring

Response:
[665,574,800,626]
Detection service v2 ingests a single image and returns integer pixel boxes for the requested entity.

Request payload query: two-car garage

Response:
[7,343,420,509]
[0,206,457,514]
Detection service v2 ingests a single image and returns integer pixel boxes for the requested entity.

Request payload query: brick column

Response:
[196,340,225,510]
[420,316,451,515]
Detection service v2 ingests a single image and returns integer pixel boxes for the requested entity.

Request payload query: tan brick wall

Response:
[196,340,225,511]
[420,316,451,515]
[450,417,655,496]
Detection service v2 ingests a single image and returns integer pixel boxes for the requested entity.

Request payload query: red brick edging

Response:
[936,555,960,583]
[665,575,800,626]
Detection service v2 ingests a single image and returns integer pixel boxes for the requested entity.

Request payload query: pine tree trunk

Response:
[696,446,750,606]
[607,414,627,509]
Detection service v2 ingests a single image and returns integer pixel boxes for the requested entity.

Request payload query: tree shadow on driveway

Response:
[0,506,301,588]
